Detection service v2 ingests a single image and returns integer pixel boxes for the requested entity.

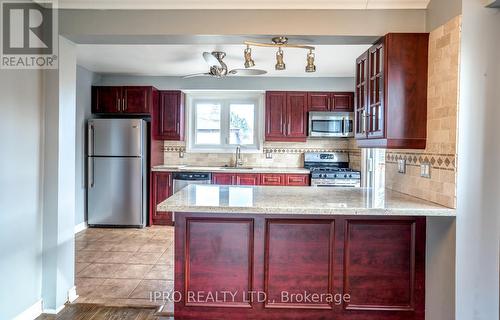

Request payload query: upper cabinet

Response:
[265,91,307,142]
[355,33,429,149]
[153,91,185,141]
[92,86,157,115]
[308,92,354,112]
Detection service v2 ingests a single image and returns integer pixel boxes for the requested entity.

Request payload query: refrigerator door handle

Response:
[88,123,95,156]
[88,158,94,188]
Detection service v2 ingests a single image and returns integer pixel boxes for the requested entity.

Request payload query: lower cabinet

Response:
[261,174,286,186]
[261,173,310,186]
[213,173,310,186]
[174,215,426,320]
[151,171,173,226]
[286,174,310,186]
[211,173,261,186]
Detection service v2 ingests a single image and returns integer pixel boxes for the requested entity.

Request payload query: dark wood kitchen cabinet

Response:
[92,86,157,115]
[235,173,261,185]
[212,173,235,185]
[285,174,310,186]
[211,173,260,186]
[260,174,286,186]
[153,91,185,140]
[265,91,307,142]
[308,92,354,112]
[150,171,173,226]
[174,214,425,320]
[355,33,429,149]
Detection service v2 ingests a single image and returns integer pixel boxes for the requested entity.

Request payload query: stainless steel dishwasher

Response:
[172,172,212,193]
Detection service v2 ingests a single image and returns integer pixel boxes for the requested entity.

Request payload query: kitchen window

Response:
[187,92,263,152]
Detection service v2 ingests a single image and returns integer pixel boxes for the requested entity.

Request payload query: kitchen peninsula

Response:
[158,185,454,320]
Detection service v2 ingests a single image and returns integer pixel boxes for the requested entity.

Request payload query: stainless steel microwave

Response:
[308,112,354,138]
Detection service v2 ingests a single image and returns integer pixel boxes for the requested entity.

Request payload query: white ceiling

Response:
[59,0,430,9]
[77,44,371,77]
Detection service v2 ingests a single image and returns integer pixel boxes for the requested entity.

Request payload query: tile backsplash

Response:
[384,15,461,209]
[163,139,361,170]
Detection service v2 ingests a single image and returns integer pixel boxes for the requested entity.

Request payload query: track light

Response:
[305,50,316,73]
[244,45,255,68]
[275,48,286,71]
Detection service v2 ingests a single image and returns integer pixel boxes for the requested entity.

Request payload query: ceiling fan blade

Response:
[229,69,267,76]
[202,52,222,67]
[183,73,212,79]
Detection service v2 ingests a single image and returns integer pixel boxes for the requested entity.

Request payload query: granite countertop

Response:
[151,165,310,174]
[157,185,456,217]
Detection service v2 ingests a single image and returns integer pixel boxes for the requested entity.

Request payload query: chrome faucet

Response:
[235,145,243,167]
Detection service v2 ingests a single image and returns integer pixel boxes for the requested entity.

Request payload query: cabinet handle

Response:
[177,122,180,134]
[117,98,120,111]
[122,98,126,111]
[266,178,279,182]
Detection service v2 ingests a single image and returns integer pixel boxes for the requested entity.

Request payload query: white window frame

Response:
[186,91,264,153]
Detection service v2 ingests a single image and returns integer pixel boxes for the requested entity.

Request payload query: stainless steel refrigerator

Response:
[87,119,147,227]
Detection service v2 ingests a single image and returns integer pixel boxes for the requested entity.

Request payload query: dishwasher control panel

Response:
[172,172,212,181]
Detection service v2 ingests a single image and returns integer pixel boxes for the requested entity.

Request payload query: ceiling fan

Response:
[183,51,267,79]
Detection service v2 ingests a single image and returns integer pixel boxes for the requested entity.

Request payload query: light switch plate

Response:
[397,159,406,174]
[420,162,431,178]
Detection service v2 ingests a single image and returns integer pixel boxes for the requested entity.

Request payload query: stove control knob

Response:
[333,174,337,178]
[344,174,348,178]
[348,174,352,178]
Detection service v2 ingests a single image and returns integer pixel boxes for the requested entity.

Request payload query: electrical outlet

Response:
[265,152,273,159]
[420,162,431,178]
[179,150,185,158]
[397,159,406,174]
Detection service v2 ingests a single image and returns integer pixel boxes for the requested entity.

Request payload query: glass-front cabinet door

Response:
[368,41,385,138]
[355,51,368,139]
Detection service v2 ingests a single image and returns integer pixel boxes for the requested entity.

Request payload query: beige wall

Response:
[385,15,461,208]
[163,139,361,169]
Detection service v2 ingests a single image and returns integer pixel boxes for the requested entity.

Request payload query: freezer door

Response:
[88,157,144,226]
[88,119,144,157]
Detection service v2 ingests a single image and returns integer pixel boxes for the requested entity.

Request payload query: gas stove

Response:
[304,152,361,187]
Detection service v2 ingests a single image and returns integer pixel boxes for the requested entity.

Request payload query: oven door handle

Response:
[342,117,346,136]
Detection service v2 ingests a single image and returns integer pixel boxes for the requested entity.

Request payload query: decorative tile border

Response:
[162,146,185,152]
[263,147,351,154]
[386,152,456,171]
[162,145,360,155]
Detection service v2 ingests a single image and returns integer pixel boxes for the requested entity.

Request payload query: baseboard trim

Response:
[74,221,88,234]
[42,304,65,315]
[68,286,79,303]
[13,300,42,320]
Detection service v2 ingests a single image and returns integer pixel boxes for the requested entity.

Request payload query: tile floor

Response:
[74,226,174,308]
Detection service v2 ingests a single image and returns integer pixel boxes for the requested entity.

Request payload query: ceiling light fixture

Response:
[275,48,286,71]
[243,45,255,68]
[305,50,316,73]
[243,36,316,73]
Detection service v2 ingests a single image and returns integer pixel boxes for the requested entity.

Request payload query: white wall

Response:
[426,0,462,31]
[97,75,355,91]
[60,9,426,42]
[456,1,500,319]
[0,70,44,319]
[41,36,78,312]
[75,66,100,227]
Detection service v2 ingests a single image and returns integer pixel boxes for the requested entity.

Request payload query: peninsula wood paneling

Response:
[264,220,335,309]
[175,214,425,320]
[184,218,254,308]
[344,220,415,311]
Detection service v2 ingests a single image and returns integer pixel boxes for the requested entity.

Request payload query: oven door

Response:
[308,112,354,138]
